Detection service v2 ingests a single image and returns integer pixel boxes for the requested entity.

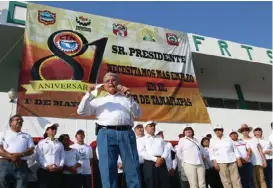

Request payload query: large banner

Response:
[17,3,210,123]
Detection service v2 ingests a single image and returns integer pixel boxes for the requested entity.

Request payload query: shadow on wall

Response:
[0,22,25,92]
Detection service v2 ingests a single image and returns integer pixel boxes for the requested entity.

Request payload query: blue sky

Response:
[35,1,272,49]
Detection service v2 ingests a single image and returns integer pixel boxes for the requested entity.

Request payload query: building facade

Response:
[0,1,272,143]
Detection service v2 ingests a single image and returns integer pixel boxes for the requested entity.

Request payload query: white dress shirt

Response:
[140,134,169,162]
[63,148,83,174]
[136,136,145,164]
[176,137,205,165]
[256,138,273,160]
[36,138,65,169]
[71,143,93,174]
[209,136,241,163]
[165,141,175,170]
[77,92,141,126]
[0,130,34,160]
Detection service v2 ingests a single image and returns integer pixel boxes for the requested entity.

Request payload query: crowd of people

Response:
[0,114,272,188]
[0,72,272,188]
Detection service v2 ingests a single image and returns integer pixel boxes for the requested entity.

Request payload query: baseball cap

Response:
[144,121,157,128]
[44,123,59,132]
[228,129,238,135]
[133,123,144,130]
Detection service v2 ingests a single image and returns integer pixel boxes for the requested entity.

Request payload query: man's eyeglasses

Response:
[12,118,24,122]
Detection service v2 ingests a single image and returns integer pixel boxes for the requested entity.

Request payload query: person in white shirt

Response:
[71,129,93,188]
[0,114,35,188]
[156,129,180,188]
[200,136,223,188]
[175,134,190,188]
[238,124,267,188]
[133,123,146,188]
[36,123,65,188]
[253,126,272,188]
[209,124,242,188]
[77,72,141,188]
[139,121,170,188]
[176,125,206,188]
[59,134,82,188]
[229,129,254,188]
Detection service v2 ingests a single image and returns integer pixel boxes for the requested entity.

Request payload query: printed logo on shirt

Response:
[21,135,28,139]
[79,148,88,159]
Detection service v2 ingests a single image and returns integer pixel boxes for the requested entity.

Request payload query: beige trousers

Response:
[253,165,267,188]
[183,162,206,188]
[218,162,242,188]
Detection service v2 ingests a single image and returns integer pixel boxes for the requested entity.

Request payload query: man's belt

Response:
[96,124,131,131]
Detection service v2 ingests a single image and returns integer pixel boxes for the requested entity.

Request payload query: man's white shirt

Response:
[0,130,34,160]
[139,134,169,162]
[77,92,141,126]
[71,143,93,174]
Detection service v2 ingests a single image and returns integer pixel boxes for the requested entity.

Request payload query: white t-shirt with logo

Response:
[232,139,251,161]
[243,138,263,166]
[0,130,34,160]
[71,143,93,174]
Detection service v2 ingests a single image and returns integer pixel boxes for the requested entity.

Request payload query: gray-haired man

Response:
[77,72,142,188]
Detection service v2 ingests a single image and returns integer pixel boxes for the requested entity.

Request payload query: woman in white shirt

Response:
[209,124,242,188]
[59,134,83,188]
[200,137,223,188]
[239,124,267,188]
[253,126,272,188]
[36,123,65,188]
[177,125,206,188]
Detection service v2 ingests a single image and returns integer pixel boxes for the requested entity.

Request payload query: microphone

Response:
[117,84,131,97]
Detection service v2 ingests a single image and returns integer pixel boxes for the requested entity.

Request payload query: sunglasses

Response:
[254,128,262,132]
[49,127,57,130]
[214,129,223,131]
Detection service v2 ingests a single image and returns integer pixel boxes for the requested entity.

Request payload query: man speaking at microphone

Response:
[77,72,142,188]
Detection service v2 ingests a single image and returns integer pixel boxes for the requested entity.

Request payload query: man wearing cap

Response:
[71,129,93,188]
[0,114,35,188]
[229,129,253,188]
[36,123,65,188]
[133,123,146,188]
[77,72,141,188]
[239,124,267,188]
[140,121,170,188]
[209,124,242,188]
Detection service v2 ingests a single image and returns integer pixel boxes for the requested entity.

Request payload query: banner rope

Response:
[0,34,24,65]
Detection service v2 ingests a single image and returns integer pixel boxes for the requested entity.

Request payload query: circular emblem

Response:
[168,35,178,43]
[53,31,83,56]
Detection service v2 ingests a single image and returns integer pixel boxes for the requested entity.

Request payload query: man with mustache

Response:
[77,72,142,188]
[0,114,35,188]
